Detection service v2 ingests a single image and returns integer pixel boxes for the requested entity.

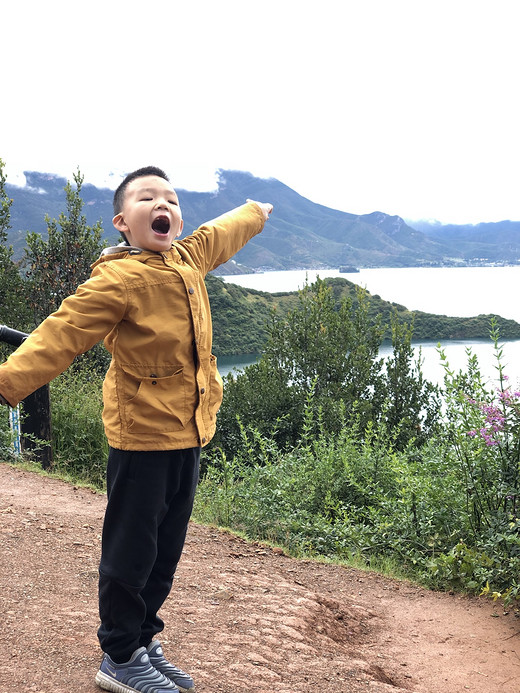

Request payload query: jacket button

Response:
[188,287,195,295]
[201,437,206,444]
[200,387,205,394]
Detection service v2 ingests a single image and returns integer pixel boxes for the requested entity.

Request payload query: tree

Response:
[382,312,441,448]
[0,159,29,334]
[23,169,105,324]
[22,169,109,373]
[212,278,441,459]
[213,279,387,455]
[264,279,387,429]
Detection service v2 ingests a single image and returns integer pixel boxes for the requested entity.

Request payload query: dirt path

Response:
[0,463,519,693]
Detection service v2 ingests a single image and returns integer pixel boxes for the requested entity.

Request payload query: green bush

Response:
[197,394,464,571]
[49,370,108,488]
[197,343,520,604]
[433,320,520,601]
[210,279,440,458]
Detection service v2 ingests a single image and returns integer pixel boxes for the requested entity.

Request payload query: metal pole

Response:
[0,325,29,347]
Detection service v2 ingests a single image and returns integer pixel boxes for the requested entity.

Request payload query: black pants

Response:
[97,447,200,662]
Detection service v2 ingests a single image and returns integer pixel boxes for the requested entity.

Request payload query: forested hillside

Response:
[207,274,520,355]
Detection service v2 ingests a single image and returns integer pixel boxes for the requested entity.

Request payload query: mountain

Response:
[412,219,520,263]
[5,169,520,269]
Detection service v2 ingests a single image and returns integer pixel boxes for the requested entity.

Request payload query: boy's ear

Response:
[113,213,128,233]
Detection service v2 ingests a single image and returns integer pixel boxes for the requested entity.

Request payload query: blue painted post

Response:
[8,405,21,455]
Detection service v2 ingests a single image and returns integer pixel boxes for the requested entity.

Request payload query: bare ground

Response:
[0,463,519,693]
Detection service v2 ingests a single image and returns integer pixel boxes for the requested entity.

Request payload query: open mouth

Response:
[152,216,170,235]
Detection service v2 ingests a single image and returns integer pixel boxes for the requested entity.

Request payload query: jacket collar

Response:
[92,242,181,268]
[99,242,144,257]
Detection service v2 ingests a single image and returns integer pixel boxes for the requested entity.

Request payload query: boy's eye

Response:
[169,200,178,206]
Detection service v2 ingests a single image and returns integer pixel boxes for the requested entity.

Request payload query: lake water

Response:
[219,266,520,387]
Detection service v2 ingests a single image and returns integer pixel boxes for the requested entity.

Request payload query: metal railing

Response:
[0,325,52,468]
[0,325,30,347]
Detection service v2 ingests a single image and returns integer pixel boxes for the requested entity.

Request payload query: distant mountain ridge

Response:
[412,218,520,263]
[6,169,520,269]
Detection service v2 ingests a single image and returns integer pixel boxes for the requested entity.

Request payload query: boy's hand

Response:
[247,199,273,221]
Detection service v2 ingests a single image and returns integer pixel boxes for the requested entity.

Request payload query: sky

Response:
[2,0,519,225]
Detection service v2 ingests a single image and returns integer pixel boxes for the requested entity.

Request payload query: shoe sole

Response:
[95,669,185,693]
[95,669,140,693]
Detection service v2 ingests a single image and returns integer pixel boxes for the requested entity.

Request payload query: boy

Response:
[0,166,273,693]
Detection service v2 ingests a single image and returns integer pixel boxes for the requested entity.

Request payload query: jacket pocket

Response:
[207,355,224,420]
[121,365,187,433]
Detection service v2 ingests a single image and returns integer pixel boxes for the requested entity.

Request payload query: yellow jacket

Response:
[0,202,265,450]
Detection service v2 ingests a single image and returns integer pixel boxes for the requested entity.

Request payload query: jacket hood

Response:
[101,242,143,256]
[92,243,166,268]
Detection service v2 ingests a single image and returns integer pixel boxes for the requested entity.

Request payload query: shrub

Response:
[210,279,440,458]
[49,370,107,488]
[435,319,520,600]
[197,392,463,572]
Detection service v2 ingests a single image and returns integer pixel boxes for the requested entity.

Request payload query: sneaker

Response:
[95,646,179,693]
[146,641,195,692]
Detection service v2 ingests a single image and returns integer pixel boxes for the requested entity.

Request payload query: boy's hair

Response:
[113,166,170,215]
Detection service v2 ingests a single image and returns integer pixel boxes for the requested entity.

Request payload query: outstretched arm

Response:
[0,264,127,407]
[177,200,274,275]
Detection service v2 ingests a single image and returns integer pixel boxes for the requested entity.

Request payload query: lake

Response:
[219,266,520,386]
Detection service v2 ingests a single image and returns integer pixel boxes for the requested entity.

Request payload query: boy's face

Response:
[113,175,184,252]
